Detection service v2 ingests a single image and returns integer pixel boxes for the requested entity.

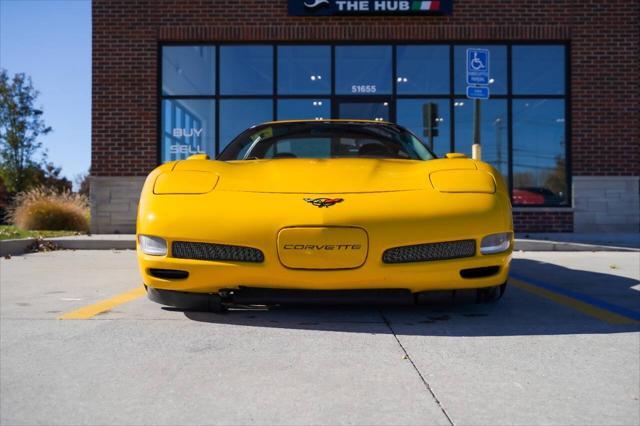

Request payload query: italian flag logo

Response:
[412,1,441,11]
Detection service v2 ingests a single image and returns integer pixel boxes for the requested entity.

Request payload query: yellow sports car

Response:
[137,120,513,311]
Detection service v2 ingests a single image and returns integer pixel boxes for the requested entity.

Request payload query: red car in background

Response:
[512,187,564,206]
[512,188,545,205]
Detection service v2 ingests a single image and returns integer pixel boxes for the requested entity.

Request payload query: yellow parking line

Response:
[511,278,639,325]
[58,287,146,320]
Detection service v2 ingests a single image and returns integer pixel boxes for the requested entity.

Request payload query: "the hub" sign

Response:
[288,0,453,16]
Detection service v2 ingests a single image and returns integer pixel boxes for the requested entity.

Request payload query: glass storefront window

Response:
[513,99,566,205]
[220,46,273,95]
[396,45,449,95]
[278,46,331,95]
[219,99,273,150]
[277,99,330,120]
[454,99,509,179]
[513,45,565,95]
[162,46,215,96]
[159,43,569,206]
[454,45,507,95]
[339,101,390,121]
[396,99,450,157]
[336,46,392,95]
[161,99,215,162]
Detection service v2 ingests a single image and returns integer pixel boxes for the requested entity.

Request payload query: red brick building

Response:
[91,0,639,234]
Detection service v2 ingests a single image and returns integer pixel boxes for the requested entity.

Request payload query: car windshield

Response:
[218,122,435,161]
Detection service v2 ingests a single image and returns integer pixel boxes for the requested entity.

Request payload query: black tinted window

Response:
[219,123,434,161]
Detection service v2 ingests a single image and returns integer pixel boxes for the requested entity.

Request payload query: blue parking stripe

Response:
[510,272,640,322]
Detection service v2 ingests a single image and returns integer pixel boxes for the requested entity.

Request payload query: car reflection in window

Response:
[512,187,563,205]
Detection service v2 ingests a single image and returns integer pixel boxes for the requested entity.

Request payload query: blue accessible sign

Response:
[466,86,489,100]
[466,48,490,85]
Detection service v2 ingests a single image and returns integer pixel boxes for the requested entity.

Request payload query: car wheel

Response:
[476,282,507,303]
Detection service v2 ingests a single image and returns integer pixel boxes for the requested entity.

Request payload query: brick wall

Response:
[513,210,573,233]
[92,0,640,232]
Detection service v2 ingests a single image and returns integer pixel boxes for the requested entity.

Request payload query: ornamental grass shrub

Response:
[8,187,89,232]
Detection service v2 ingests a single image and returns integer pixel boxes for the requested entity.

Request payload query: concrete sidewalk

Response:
[1,232,638,256]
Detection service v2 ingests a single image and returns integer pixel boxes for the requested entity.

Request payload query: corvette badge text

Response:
[283,244,362,250]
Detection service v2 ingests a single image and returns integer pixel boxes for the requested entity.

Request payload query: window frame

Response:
[158,41,570,207]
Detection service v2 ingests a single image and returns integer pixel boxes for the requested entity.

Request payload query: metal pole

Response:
[472,98,482,160]
[495,118,503,170]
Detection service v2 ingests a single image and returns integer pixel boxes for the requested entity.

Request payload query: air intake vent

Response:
[172,241,264,263]
[149,268,189,280]
[460,266,500,279]
[383,240,476,264]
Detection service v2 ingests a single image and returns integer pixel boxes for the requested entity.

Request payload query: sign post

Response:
[466,48,490,160]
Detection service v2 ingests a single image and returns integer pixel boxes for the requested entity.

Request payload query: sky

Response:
[0,0,91,183]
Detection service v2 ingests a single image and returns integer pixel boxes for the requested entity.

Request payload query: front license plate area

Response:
[277,227,368,270]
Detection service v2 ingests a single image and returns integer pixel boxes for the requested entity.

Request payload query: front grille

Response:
[172,241,264,263]
[382,239,476,264]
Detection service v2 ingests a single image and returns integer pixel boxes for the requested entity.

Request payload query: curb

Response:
[1,236,136,256]
[46,237,135,251]
[0,238,37,257]
[514,239,638,252]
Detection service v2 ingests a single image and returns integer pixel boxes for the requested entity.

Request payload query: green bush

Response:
[8,187,89,232]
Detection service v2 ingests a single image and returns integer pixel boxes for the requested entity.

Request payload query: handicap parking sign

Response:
[466,86,490,100]
[466,48,490,85]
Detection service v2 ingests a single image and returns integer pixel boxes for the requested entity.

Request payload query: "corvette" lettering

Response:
[283,244,362,250]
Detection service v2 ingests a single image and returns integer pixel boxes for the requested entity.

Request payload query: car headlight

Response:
[429,170,496,193]
[139,235,167,256]
[153,171,218,195]
[480,232,512,255]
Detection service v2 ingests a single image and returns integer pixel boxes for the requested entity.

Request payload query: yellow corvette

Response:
[137,120,513,311]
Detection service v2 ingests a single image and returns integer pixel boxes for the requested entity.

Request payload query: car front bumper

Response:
[137,189,512,295]
[139,244,511,295]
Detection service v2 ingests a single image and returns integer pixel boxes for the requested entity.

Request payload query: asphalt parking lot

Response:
[1,250,639,426]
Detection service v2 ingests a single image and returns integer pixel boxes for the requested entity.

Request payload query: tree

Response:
[544,155,566,197]
[40,162,72,193]
[74,168,90,197]
[0,69,52,193]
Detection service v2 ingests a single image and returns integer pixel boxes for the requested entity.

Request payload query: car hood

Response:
[172,158,478,194]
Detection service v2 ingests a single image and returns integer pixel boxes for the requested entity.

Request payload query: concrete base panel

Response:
[573,176,640,232]
[90,176,146,234]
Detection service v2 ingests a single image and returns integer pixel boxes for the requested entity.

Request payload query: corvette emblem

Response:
[303,197,344,208]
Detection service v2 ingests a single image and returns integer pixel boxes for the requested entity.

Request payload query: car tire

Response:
[476,282,507,303]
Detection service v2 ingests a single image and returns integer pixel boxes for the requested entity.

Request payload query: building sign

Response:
[288,0,453,16]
